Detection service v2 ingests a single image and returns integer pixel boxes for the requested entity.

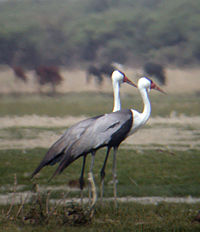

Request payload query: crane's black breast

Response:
[109,109,133,147]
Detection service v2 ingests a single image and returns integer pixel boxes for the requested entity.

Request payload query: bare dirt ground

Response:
[0,114,199,150]
[1,191,200,205]
[0,66,200,94]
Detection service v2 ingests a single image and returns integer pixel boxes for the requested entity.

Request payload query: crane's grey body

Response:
[52,109,133,177]
[31,70,138,207]
[31,115,102,178]
[31,76,164,207]
[31,109,132,178]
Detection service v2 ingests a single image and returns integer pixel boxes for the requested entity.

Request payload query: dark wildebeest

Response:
[143,62,166,85]
[99,63,115,77]
[86,65,103,86]
[12,66,28,82]
[35,66,63,94]
[86,63,116,87]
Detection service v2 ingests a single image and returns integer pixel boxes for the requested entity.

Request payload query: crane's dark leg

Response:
[100,147,112,202]
[79,155,86,204]
[112,146,118,207]
[88,151,97,208]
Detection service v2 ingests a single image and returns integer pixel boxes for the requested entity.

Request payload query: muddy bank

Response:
[1,191,200,205]
[0,115,199,150]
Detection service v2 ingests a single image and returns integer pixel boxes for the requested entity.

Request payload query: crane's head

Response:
[112,70,137,87]
[138,77,165,94]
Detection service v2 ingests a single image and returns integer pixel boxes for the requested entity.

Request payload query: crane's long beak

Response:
[123,76,137,88]
[151,82,166,94]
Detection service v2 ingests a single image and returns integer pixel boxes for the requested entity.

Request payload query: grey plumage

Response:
[51,109,133,178]
[31,115,102,178]
[32,109,132,179]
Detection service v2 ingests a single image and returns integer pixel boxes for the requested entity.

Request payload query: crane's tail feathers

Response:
[31,162,45,179]
[49,155,77,181]
[31,151,64,179]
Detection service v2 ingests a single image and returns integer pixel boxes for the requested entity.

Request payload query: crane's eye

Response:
[151,81,156,89]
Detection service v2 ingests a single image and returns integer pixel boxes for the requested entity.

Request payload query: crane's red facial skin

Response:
[151,81,166,94]
[123,75,137,88]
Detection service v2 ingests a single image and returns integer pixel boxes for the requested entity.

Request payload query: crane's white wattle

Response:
[112,80,121,112]
[128,78,152,136]
[111,70,124,112]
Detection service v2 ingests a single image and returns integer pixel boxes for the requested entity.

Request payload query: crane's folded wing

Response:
[52,109,133,176]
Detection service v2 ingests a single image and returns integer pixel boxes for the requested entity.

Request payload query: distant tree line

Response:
[0,0,199,68]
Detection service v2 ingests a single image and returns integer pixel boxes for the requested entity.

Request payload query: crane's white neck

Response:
[112,79,121,112]
[139,87,151,125]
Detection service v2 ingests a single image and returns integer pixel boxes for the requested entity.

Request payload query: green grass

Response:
[0,127,64,140]
[0,91,199,231]
[0,93,199,117]
[1,201,200,232]
[0,148,200,197]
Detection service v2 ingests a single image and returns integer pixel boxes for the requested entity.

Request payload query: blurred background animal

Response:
[11,66,28,82]
[34,66,63,94]
[143,62,166,85]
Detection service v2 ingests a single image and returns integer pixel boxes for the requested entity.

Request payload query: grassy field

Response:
[1,201,200,232]
[0,92,199,117]
[0,148,200,198]
[0,69,200,231]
